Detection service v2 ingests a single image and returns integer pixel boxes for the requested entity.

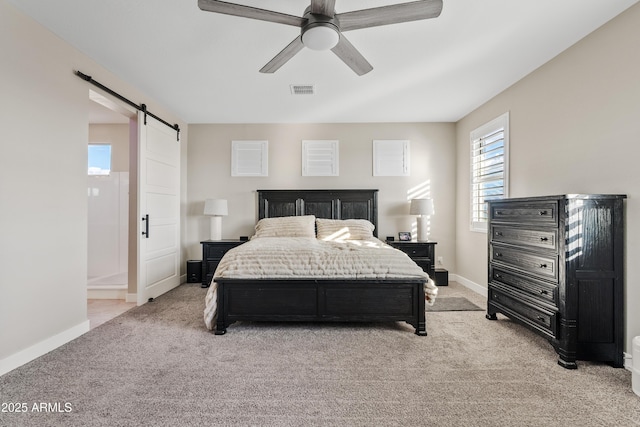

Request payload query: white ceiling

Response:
[10,0,639,124]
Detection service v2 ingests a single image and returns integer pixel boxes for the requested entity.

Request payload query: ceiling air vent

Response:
[290,84,315,95]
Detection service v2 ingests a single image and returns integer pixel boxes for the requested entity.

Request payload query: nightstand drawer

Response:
[204,245,236,259]
[490,201,558,225]
[386,241,437,280]
[206,260,220,275]
[394,245,430,257]
[201,240,245,287]
[413,259,434,276]
[491,244,558,282]
[491,226,558,251]
[490,267,557,306]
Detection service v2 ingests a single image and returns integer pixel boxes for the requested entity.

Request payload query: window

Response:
[88,144,112,175]
[470,112,509,232]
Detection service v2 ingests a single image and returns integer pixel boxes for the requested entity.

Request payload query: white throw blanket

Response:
[204,237,438,330]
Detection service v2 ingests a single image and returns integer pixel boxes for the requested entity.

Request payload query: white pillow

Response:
[253,215,316,238]
[316,218,375,240]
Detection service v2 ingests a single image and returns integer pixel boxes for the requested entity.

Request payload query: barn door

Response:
[137,112,180,305]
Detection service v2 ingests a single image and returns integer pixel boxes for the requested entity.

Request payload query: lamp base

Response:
[210,216,222,241]
[416,215,429,242]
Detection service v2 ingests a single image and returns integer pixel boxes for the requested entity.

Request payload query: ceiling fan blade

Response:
[310,0,336,17]
[331,35,373,76]
[260,36,305,73]
[198,0,305,27]
[337,0,443,32]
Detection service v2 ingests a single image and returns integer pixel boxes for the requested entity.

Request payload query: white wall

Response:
[186,122,457,272]
[455,3,640,353]
[0,0,187,374]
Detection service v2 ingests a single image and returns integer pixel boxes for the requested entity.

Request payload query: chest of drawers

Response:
[486,195,625,369]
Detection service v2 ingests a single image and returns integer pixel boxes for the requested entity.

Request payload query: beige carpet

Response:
[1,282,638,427]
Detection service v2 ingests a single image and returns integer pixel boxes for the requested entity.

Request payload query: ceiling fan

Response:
[198,0,443,76]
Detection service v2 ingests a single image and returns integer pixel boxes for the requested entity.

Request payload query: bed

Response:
[204,189,437,335]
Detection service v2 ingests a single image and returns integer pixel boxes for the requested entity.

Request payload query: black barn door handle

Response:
[142,214,149,238]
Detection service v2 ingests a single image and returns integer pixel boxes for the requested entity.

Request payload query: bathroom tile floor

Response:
[87,299,136,330]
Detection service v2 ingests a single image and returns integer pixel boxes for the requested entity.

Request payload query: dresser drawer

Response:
[490,267,557,306]
[491,226,558,251]
[490,201,558,225]
[489,286,557,338]
[491,244,558,282]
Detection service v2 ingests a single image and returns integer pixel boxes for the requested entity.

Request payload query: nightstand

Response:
[386,240,437,281]
[200,239,245,288]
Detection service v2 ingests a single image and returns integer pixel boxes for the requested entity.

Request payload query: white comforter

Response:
[204,237,438,330]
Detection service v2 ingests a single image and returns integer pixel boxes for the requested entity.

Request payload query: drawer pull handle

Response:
[538,210,548,216]
[495,274,502,279]
[539,263,548,269]
[540,237,549,242]
[539,290,549,295]
[495,231,503,236]
[495,210,503,215]
[495,252,503,257]
[536,316,546,322]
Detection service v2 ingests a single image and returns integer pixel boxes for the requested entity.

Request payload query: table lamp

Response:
[410,198,434,242]
[204,199,228,240]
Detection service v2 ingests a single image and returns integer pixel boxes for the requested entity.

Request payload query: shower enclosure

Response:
[87,172,129,295]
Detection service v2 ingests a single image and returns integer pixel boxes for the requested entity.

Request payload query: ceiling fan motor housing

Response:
[301,11,340,51]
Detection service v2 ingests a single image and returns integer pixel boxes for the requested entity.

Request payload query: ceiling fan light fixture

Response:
[302,24,340,51]
[198,0,444,75]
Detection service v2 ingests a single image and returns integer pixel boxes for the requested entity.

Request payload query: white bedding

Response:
[204,237,438,330]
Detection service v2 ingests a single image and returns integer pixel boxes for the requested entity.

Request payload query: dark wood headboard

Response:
[257,189,379,237]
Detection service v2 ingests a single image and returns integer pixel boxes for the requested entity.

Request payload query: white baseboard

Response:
[451,274,488,298]
[624,352,633,371]
[0,320,90,377]
[126,293,137,304]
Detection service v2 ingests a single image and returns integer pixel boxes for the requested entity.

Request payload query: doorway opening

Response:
[87,92,136,328]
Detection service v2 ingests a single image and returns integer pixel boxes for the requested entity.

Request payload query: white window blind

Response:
[372,140,410,176]
[470,112,509,232]
[302,140,339,176]
[231,141,268,177]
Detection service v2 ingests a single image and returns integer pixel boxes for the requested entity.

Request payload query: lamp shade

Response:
[203,199,228,216]
[410,198,434,216]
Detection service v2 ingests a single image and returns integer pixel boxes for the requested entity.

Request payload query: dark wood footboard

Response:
[214,278,427,335]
